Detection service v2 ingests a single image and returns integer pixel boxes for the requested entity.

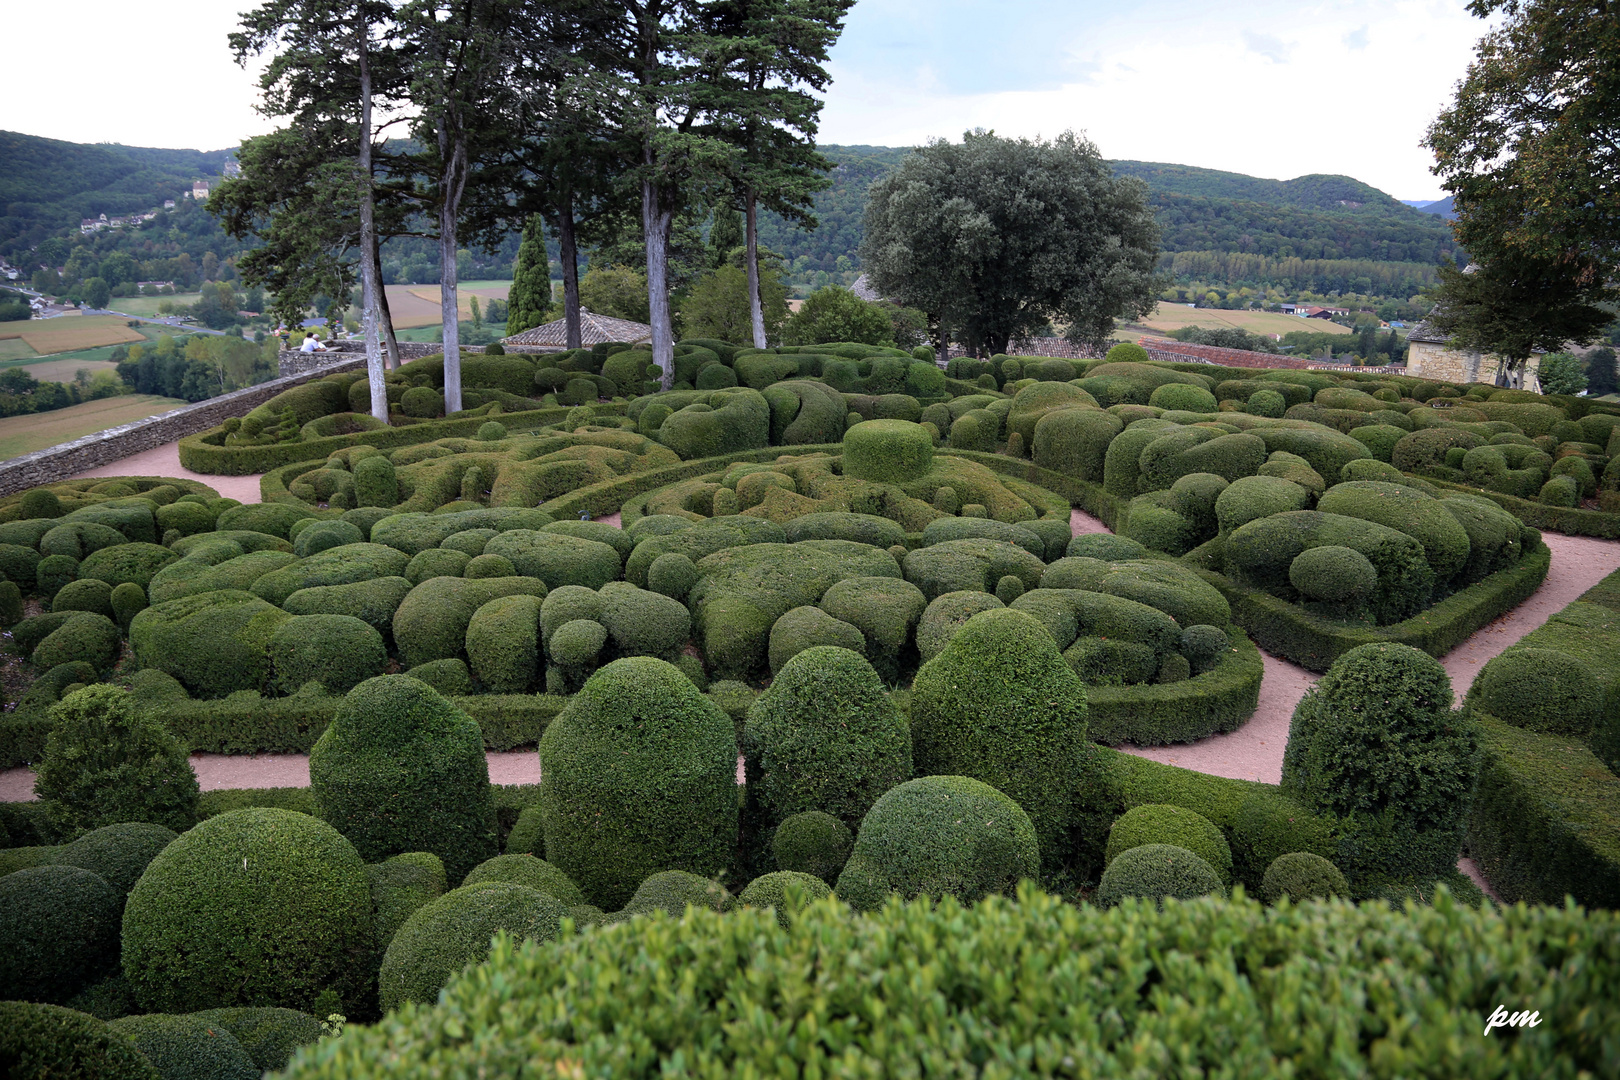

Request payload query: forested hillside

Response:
[759,147,1461,299]
[0,131,232,258]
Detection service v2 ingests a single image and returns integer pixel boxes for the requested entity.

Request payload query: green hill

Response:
[759,147,1461,298]
[0,131,232,259]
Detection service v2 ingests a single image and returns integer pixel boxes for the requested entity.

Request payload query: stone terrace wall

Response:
[0,357,367,498]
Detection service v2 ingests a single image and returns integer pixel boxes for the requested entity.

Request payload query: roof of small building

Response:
[1406,319,1451,344]
[850,274,881,302]
[501,308,653,348]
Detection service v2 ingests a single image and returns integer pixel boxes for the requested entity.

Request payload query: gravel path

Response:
[69,442,264,505]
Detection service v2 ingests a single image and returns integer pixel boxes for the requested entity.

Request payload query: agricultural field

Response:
[0,337,36,362]
[1129,302,1354,339]
[0,314,147,354]
[0,358,120,383]
[0,393,185,458]
[385,281,511,329]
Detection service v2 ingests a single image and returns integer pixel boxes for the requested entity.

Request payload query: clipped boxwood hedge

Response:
[277,889,1618,1078]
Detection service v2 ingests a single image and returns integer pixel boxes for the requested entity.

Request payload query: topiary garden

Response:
[3,343,1618,1073]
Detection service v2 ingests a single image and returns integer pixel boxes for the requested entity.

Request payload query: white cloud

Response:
[1345,25,1371,50]
[821,0,1496,200]
[1242,30,1293,64]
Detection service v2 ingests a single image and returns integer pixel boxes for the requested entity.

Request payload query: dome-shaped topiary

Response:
[1095,843,1226,908]
[462,853,587,906]
[1467,646,1602,737]
[767,605,866,675]
[770,810,853,882]
[1064,533,1149,561]
[44,821,178,897]
[1247,389,1286,417]
[1260,852,1349,904]
[539,657,739,910]
[267,613,387,695]
[841,419,934,483]
[621,870,734,917]
[1281,643,1477,888]
[909,608,1091,867]
[378,881,569,1012]
[190,1008,324,1073]
[0,1001,161,1080]
[835,776,1040,910]
[293,520,365,559]
[34,685,198,838]
[309,675,497,883]
[1148,383,1218,413]
[108,1014,260,1080]
[401,385,445,418]
[646,551,699,601]
[738,871,832,928]
[1179,624,1230,676]
[1288,544,1378,605]
[120,808,374,1015]
[1104,805,1232,885]
[0,865,122,1003]
[743,646,912,831]
[914,590,1004,663]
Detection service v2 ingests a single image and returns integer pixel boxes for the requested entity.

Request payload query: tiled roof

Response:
[1406,319,1450,344]
[850,274,881,302]
[501,309,653,347]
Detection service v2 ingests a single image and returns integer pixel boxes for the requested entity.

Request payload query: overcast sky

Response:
[11,0,1492,201]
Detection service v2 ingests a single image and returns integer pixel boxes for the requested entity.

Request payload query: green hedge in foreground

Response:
[279,888,1618,1078]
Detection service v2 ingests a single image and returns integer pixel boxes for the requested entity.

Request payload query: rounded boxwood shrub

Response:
[282,576,413,640]
[190,1008,324,1073]
[368,852,448,947]
[1247,389,1286,417]
[1104,805,1232,885]
[379,882,568,1012]
[621,870,734,917]
[767,605,866,675]
[268,613,387,695]
[539,657,739,910]
[647,552,698,601]
[77,544,177,590]
[743,646,912,830]
[1467,647,1602,737]
[405,547,471,584]
[771,810,853,882]
[1148,382,1217,412]
[835,775,1040,910]
[1260,852,1349,904]
[483,530,621,591]
[34,685,198,838]
[841,419,934,483]
[913,591,1005,664]
[462,853,586,905]
[107,1014,259,1080]
[464,552,516,578]
[393,576,548,669]
[1281,643,1476,887]
[738,871,832,928]
[902,538,1046,600]
[0,865,123,1003]
[1180,624,1230,676]
[0,1001,161,1080]
[817,575,927,669]
[36,553,79,602]
[309,676,497,883]
[465,594,543,693]
[1032,407,1123,483]
[1540,474,1580,506]
[33,611,121,671]
[293,519,365,559]
[52,577,115,618]
[1064,533,1149,561]
[110,582,147,632]
[1288,545,1377,606]
[910,609,1091,866]
[130,590,293,698]
[1316,481,1472,586]
[401,385,445,418]
[1094,843,1226,908]
[45,821,179,897]
[121,808,374,1014]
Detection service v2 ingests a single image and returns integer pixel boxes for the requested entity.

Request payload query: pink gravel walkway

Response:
[69,442,264,505]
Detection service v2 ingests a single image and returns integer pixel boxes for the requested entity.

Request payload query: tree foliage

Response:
[859,131,1160,356]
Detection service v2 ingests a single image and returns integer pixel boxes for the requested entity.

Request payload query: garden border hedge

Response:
[182,404,627,477]
[1466,714,1620,908]
[1087,628,1263,746]
[1202,539,1551,672]
[1415,475,1620,539]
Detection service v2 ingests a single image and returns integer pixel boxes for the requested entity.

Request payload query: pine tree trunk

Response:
[438,136,468,414]
[357,25,389,424]
[745,189,766,348]
[643,177,674,389]
[558,187,581,350]
[372,233,399,369]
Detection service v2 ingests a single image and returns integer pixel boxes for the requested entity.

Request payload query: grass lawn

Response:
[0,315,147,354]
[0,395,188,460]
[0,338,36,361]
[1130,303,1353,339]
[108,292,204,318]
[0,358,120,382]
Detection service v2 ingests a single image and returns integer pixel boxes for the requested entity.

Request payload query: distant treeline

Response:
[1157,251,1440,299]
[113,334,278,403]
[0,364,126,418]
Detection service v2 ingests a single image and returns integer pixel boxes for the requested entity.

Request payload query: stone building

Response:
[501,309,653,349]
[1405,319,1541,391]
